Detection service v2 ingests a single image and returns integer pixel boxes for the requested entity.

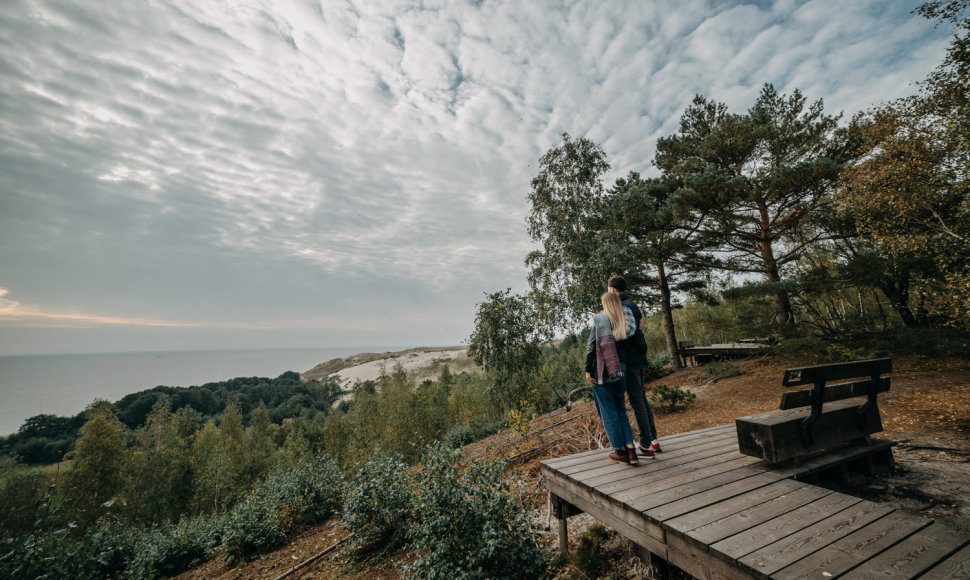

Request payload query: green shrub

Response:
[443,424,475,449]
[221,491,285,562]
[650,384,696,413]
[125,513,225,579]
[405,444,547,579]
[342,452,412,562]
[0,529,105,579]
[222,454,343,562]
[644,352,672,382]
[704,361,742,379]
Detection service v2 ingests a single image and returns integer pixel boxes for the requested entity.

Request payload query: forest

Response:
[2,1,969,578]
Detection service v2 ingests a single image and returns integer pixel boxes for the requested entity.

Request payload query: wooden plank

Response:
[685,484,834,549]
[658,423,737,442]
[667,533,753,580]
[616,456,764,507]
[710,492,861,560]
[786,438,895,480]
[839,523,970,579]
[587,439,743,494]
[919,542,970,579]
[591,442,747,492]
[781,358,892,387]
[543,468,667,556]
[664,478,809,536]
[780,377,891,409]
[738,501,895,577]
[736,398,883,463]
[541,425,735,471]
[772,511,930,580]
[648,469,799,523]
[632,465,773,519]
[556,431,737,477]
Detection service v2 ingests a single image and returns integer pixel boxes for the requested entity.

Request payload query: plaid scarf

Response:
[593,313,624,384]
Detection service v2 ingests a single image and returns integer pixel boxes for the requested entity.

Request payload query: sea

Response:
[0,346,405,436]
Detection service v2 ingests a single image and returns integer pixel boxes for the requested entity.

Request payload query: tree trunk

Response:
[760,236,796,332]
[657,261,683,369]
[879,268,918,327]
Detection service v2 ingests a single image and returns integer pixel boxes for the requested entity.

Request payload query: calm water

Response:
[0,346,404,435]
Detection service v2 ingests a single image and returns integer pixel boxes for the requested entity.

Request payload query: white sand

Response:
[330,348,470,388]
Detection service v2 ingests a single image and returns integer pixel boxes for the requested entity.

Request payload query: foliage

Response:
[62,401,128,528]
[125,513,226,579]
[222,454,343,562]
[650,385,696,413]
[468,289,554,413]
[404,444,547,579]
[341,452,412,562]
[3,372,343,467]
[602,172,713,367]
[568,524,619,580]
[655,84,855,331]
[525,133,613,329]
[704,362,743,379]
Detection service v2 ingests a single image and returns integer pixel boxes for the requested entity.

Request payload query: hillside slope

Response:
[176,355,970,579]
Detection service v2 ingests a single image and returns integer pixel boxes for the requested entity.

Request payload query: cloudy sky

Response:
[0,0,953,355]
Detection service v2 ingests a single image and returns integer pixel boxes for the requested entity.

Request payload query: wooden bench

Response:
[735,358,893,464]
[679,340,695,367]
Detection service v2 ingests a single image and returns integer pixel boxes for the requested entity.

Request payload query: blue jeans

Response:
[591,373,634,451]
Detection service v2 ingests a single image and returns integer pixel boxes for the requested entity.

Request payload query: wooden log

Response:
[735,399,883,463]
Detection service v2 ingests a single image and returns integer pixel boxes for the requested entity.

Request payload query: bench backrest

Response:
[780,358,892,410]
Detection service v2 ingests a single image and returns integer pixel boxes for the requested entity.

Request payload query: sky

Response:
[0,0,955,355]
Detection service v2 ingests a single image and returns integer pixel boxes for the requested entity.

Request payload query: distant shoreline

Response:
[0,346,413,435]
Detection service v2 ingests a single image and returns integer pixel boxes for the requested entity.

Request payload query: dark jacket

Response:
[619,293,649,366]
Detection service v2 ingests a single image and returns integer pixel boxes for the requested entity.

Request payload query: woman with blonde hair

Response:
[584,292,638,466]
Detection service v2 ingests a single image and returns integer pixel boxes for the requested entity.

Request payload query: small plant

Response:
[705,361,742,379]
[505,400,537,438]
[650,384,696,413]
[571,524,616,579]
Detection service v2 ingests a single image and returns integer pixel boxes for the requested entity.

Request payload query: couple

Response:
[584,275,661,466]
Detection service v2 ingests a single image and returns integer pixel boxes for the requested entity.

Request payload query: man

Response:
[607,275,662,458]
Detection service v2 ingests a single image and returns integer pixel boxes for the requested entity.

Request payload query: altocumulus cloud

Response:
[0,0,950,353]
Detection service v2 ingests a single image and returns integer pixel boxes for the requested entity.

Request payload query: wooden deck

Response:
[541,424,970,579]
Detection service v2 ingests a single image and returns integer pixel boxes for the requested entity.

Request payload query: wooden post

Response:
[550,492,582,555]
[558,514,568,554]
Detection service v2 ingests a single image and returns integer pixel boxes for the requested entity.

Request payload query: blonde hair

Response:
[601,292,628,341]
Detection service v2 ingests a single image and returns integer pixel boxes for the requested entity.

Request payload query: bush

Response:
[645,352,672,382]
[342,452,412,562]
[704,361,742,379]
[443,424,475,449]
[0,528,105,579]
[222,454,343,562]
[650,384,696,413]
[125,513,225,579]
[405,444,547,579]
